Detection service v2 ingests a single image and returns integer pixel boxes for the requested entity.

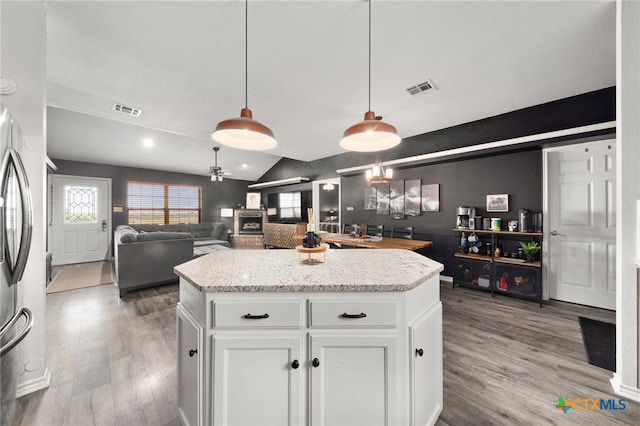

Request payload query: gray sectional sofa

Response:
[114,222,230,297]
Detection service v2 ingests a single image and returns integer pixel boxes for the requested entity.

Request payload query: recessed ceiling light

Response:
[143,138,154,147]
[241,164,248,168]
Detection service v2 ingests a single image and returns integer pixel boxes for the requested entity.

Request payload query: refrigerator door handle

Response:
[0,149,33,284]
[0,196,4,264]
[0,307,33,356]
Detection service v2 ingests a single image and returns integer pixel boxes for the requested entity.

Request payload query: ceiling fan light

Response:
[211,108,277,150]
[340,111,401,152]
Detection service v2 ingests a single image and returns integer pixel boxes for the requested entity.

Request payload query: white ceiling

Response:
[45,1,616,181]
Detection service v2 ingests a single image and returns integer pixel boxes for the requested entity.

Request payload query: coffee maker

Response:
[519,209,532,232]
[456,206,470,229]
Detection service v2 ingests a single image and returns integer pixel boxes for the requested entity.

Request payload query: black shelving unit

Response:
[453,229,543,306]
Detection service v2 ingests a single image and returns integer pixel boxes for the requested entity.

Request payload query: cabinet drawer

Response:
[212,300,303,328]
[309,300,397,328]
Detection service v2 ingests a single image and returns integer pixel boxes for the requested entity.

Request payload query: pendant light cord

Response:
[245,0,248,109]
[368,0,371,113]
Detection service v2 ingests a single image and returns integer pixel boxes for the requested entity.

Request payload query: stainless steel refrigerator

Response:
[0,105,34,425]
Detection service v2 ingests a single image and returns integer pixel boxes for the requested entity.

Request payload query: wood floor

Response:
[12,280,637,425]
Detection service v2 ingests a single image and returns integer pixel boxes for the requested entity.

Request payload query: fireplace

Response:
[234,210,266,235]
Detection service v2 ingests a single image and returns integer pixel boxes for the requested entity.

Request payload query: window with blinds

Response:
[126,181,202,224]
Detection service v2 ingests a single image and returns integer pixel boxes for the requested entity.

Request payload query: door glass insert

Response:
[64,185,98,224]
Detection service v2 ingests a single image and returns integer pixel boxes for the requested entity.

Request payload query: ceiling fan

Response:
[210,146,231,182]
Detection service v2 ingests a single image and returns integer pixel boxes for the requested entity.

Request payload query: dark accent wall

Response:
[50,159,251,231]
[341,149,542,274]
[256,87,615,276]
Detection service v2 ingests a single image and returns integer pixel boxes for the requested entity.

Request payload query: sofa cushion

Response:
[194,239,231,248]
[210,222,228,240]
[188,223,214,238]
[136,231,193,242]
[119,230,139,243]
[135,223,189,233]
[116,224,137,232]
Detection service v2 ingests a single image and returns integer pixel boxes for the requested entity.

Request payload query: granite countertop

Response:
[174,248,443,292]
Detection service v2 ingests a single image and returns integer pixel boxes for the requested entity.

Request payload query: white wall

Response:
[0,1,50,394]
[613,0,640,402]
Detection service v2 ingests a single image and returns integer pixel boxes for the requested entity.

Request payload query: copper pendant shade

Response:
[340,111,400,152]
[212,108,277,150]
[211,0,277,151]
[340,0,401,152]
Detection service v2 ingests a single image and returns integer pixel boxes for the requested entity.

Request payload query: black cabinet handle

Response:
[243,313,270,319]
[312,358,320,368]
[189,349,197,357]
[340,312,367,319]
[416,348,424,357]
[292,360,299,369]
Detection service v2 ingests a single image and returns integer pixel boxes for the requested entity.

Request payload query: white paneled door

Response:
[51,175,111,265]
[546,139,616,310]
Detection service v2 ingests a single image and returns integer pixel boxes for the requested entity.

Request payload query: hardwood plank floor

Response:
[12,280,637,425]
[437,283,636,426]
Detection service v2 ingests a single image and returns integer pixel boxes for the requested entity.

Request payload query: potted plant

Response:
[519,240,541,262]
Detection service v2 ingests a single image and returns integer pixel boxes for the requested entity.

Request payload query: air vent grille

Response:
[112,102,142,117]
[406,79,436,96]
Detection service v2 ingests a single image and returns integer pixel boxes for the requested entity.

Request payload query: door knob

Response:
[291,360,299,369]
[550,230,558,236]
[312,358,320,368]
[416,348,424,357]
[189,349,197,357]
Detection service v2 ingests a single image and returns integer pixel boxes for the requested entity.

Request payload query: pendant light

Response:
[340,0,400,152]
[366,159,393,183]
[211,0,277,150]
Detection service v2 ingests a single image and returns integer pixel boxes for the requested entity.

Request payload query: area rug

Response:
[46,261,114,294]
[578,316,616,372]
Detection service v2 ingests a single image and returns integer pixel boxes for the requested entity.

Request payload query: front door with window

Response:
[51,175,111,265]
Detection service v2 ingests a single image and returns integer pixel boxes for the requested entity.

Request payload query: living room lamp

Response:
[211,0,277,151]
[340,0,401,152]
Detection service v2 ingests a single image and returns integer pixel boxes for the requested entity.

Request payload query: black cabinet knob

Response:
[292,360,299,369]
[312,358,320,368]
[416,348,424,357]
[189,349,197,357]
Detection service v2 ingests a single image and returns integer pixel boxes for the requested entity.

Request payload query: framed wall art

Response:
[389,180,405,220]
[421,184,440,212]
[364,187,377,210]
[404,179,421,216]
[246,192,261,209]
[486,194,509,212]
[375,183,390,215]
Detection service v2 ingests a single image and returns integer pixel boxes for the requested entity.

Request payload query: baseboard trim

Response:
[440,275,453,283]
[16,369,51,398]
[610,373,640,402]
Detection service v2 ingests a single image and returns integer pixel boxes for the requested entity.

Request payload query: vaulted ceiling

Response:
[46,0,615,181]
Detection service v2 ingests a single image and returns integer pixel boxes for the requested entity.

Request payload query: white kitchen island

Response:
[175,248,444,426]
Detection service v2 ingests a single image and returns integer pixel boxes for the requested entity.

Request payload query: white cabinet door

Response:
[309,334,398,426]
[213,335,303,426]
[409,303,443,426]
[177,304,203,426]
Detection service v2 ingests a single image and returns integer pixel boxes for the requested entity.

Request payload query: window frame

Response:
[126,181,202,225]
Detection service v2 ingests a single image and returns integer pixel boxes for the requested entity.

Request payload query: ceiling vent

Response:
[406,79,436,96]
[112,102,142,117]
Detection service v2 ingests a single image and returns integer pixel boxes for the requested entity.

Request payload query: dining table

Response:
[319,232,433,251]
